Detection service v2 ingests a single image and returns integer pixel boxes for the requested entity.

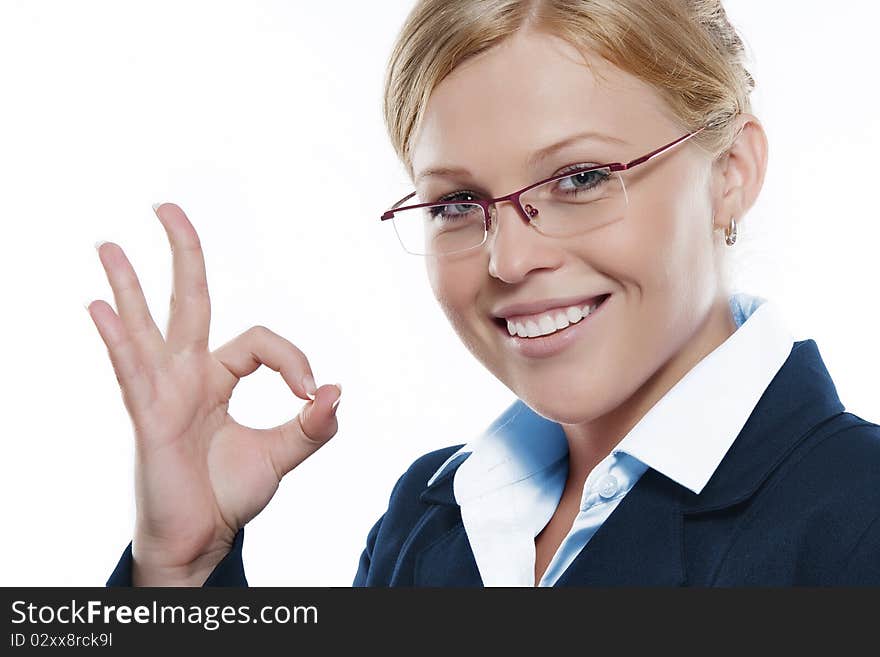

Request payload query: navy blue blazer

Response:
[107,338,880,586]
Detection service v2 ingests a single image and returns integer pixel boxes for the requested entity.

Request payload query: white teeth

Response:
[505,297,605,339]
[538,315,557,335]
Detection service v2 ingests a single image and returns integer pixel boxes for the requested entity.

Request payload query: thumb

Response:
[298,382,342,442]
[266,383,342,478]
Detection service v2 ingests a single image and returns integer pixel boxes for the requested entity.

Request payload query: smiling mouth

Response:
[492,294,611,340]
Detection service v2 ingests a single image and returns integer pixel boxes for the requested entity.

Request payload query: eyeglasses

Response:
[380,126,706,256]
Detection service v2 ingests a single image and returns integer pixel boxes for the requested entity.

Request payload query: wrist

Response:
[131,549,228,587]
[131,537,233,587]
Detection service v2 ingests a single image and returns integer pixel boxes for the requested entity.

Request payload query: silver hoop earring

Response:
[724,217,737,246]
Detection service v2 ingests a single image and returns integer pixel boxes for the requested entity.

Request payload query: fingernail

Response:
[84,300,92,313]
[331,384,342,412]
[94,240,108,251]
[152,202,163,213]
[302,374,317,399]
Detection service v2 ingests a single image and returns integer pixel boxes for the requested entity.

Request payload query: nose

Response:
[486,199,561,283]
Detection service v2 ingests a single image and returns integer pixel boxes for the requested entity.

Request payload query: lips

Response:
[492,292,612,321]
[502,293,609,324]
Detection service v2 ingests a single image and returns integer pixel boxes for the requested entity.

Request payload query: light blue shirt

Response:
[425,292,795,586]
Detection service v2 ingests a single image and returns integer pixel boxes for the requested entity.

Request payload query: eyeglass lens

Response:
[391,168,627,256]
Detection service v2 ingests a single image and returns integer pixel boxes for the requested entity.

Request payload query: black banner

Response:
[2,587,875,651]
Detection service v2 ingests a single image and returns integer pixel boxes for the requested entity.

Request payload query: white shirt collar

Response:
[426,292,796,500]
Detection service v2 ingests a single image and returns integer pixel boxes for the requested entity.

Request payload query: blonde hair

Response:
[383,0,754,177]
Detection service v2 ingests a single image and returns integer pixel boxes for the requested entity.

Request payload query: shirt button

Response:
[597,474,619,499]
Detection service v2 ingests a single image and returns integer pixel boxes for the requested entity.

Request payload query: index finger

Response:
[152,202,211,353]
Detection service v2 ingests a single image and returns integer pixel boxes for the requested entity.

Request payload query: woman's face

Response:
[409,29,750,429]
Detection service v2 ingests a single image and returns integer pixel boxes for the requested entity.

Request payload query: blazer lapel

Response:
[415,461,483,586]
[412,518,484,586]
[553,467,686,586]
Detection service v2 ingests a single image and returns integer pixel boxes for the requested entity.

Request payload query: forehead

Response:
[410,30,672,183]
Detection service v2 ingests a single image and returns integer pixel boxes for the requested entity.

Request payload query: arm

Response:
[352,469,409,587]
[352,514,386,587]
[352,444,466,586]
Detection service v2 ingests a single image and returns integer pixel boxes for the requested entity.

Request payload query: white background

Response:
[1,0,877,585]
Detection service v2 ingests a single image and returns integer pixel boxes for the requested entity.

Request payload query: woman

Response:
[97,0,880,587]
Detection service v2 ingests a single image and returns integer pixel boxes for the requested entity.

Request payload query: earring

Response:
[724,217,737,246]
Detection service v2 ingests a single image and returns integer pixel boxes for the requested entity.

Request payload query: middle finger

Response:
[153,202,212,354]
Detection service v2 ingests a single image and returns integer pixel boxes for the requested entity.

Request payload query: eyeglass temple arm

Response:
[616,126,706,172]
[381,191,418,220]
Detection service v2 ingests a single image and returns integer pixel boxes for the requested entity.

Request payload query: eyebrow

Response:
[414,130,629,184]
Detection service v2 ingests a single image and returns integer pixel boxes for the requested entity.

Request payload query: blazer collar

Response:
[679,337,845,512]
[420,338,846,512]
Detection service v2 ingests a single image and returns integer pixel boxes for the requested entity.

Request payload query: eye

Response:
[551,165,612,196]
[559,169,608,189]
[436,190,478,204]
[427,191,482,222]
[428,191,478,218]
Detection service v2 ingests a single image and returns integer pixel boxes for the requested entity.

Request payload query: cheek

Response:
[426,258,484,334]
[608,176,720,357]
[425,256,505,370]
[619,174,715,296]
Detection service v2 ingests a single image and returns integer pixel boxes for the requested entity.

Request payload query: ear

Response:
[711,113,768,233]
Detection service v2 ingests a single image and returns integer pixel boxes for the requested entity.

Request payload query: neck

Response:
[560,293,738,487]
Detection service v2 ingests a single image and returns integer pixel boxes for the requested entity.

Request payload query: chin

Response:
[515,385,607,426]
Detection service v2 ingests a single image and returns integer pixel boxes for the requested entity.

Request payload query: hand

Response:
[86,202,342,585]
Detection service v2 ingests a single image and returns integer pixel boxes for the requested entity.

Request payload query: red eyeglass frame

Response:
[380,126,707,229]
